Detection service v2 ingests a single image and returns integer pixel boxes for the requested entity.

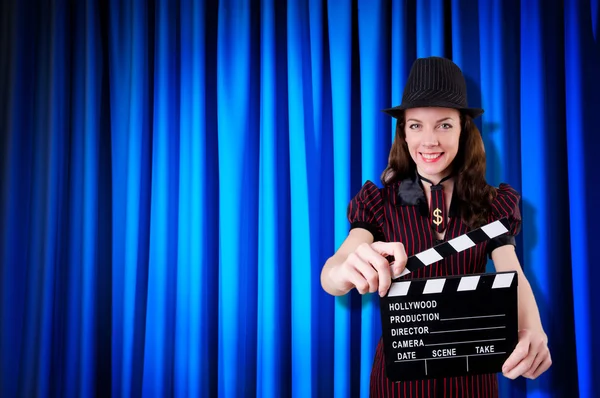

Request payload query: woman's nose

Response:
[421,129,439,146]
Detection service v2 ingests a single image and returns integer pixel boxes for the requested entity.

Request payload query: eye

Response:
[408,123,421,130]
[439,123,452,130]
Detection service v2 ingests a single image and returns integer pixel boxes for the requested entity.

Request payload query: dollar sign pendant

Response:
[432,208,443,226]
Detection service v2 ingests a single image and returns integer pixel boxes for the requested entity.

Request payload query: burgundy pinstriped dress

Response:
[347,175,522,398]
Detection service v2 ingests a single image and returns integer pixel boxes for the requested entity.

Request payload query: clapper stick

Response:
[380,217,518,381]
[396,218,511,279]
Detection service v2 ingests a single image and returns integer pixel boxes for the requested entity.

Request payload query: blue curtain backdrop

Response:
[1,0,598,397]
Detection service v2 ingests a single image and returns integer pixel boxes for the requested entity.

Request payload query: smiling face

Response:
[404,107,462,182]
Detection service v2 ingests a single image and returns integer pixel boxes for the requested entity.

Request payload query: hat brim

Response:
[383,102,484,119]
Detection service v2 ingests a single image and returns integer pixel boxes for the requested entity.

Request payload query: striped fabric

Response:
[347,176,521,398]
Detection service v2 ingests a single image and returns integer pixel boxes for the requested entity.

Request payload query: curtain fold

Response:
[565,1,600,397]
[327,2,353,397]
[356,2,390,396]
[1,1,597,397]
[108,1,153,396]
[216,2,259,396]
[257,2,291,397]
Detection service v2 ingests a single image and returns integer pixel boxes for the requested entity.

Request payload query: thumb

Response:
[371,241,407,277]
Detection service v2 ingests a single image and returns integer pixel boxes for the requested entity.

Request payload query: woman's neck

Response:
[422,178,454,196]
[416,170,454,186]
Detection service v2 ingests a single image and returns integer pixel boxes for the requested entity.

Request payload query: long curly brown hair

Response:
[380,111,496,228]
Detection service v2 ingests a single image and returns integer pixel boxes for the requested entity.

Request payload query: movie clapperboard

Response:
[380,218,518,381]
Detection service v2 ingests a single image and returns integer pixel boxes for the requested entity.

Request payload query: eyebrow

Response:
[406,117,455,123]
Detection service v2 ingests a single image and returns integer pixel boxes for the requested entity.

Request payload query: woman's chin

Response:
[417,164,451,179]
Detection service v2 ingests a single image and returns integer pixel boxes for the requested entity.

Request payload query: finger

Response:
[346,252,374,294]
[531,354,552,379]
[523,351,546,379]
[344,263,370,295]
[390,243,408,277]
[504,349,537,380]
[502,339,530,376]
[523,345,547,379]
[352,252,385,293]
[372,241,407,277]
[519,351,540,380]
[355,243,391,294]
[357,248,392,296]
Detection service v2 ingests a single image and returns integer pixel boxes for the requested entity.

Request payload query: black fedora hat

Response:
[383,57,484,119]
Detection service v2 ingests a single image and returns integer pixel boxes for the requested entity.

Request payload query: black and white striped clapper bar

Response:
[380,218,518,381]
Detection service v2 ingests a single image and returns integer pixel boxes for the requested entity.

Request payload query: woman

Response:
[320,57,551,397]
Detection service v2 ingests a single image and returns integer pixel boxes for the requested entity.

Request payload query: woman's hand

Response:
[327,241,407,297]
[502,329,552,380]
